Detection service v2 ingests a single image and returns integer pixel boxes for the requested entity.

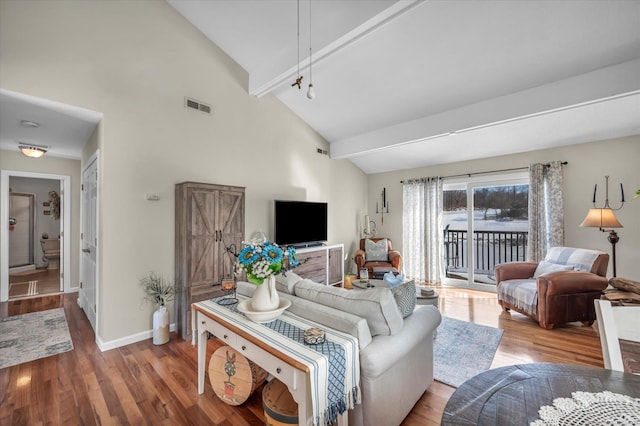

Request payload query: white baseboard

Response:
[8,264,36,274]
[96,323,177,352]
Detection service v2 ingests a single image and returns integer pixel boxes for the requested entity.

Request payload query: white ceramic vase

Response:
[250,275,279,311]
[153,305,170,345]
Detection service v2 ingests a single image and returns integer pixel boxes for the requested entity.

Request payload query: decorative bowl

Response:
[237,298,291,323]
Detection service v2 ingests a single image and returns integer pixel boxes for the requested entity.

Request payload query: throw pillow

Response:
[609,277,640,295]
[532,260,575,278]
[365,238,388,261]
[391,280,416,318]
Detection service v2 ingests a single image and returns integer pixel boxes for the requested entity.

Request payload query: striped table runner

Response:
[198,297,360,426]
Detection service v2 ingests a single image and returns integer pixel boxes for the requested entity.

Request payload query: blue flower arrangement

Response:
[235,241,299,285]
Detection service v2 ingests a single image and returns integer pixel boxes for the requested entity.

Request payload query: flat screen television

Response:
[274,200,328,247]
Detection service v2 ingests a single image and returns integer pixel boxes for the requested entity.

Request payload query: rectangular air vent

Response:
[184,97,212,115]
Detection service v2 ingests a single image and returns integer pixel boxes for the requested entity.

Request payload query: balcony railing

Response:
[444,229,528,283]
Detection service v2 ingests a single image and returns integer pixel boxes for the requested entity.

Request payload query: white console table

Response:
[193,300,354,426]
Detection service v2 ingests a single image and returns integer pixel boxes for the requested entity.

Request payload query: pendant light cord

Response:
[309,0,312,83]
[297,0,300,79]
[291,0,302,89]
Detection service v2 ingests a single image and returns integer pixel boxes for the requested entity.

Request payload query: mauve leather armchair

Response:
[495,247,609,329]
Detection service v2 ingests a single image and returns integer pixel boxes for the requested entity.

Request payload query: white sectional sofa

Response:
[237,273,442,426]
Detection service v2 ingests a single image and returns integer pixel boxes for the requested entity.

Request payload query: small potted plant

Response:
[140,271,175,345]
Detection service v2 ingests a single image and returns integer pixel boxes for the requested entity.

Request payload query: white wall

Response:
[0,0,368,345]
[368,136,640,280]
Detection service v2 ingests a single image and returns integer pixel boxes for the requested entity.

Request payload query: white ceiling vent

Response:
[184,97,212,115]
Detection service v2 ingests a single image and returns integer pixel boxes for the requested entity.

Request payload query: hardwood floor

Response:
[0,287,605,425]
[8,268,61,300]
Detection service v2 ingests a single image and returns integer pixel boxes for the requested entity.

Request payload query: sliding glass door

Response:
[443,173,529,290]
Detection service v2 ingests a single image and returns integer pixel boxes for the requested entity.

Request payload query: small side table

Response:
[416,288,439,308]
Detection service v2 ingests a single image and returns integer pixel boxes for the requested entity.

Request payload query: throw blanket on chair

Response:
[545,247,601,272]
[498,279,538,315]
[201,297,360,426]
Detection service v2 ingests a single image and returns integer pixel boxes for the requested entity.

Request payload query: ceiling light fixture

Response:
[18,144,47,158]
[306,0,315,100]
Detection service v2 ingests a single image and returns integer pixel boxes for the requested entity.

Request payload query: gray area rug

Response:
[0,308,74,369]
[434,316,503,388]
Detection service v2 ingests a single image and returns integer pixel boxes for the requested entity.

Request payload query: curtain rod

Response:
[400,161,568,183]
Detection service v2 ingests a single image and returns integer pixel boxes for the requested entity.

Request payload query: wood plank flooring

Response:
[8,268,61,300]
[0,287,605,425]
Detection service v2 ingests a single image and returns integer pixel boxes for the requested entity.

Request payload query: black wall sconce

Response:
[376,188,389,224]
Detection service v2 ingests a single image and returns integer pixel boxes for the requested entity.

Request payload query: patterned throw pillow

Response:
[365,238,388,261]
[391,279,416,318]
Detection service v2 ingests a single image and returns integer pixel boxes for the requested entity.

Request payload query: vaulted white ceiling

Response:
[1,1,639,173]
[169,0,640,174]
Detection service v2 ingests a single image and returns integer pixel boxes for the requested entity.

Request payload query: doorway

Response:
[443,172,529,291]
[1,171,71,302]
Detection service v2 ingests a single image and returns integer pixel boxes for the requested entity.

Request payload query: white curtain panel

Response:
[527,161,565,262]
[402,177,444,284]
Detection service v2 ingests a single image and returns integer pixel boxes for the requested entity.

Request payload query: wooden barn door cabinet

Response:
[175,182,245,341]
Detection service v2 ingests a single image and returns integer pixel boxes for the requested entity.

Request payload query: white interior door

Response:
[58,180,65,292]
[80,157,98,332]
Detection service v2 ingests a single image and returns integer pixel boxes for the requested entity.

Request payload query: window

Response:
[443,173,529,290]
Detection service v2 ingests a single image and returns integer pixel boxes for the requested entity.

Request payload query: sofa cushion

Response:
[236,281,373,349]
[280,294,373,350]
[293,279,403,336]
[532,260,575,278]
[365,238,388,261]
[391,280,416,318]
[275,271,302,294]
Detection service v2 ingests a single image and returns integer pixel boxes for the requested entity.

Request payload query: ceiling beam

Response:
[330,59,640,159]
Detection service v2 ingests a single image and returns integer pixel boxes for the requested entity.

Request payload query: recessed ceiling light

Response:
[20,120,41,128]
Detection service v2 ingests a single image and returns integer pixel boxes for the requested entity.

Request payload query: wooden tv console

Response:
[292,244,344,286]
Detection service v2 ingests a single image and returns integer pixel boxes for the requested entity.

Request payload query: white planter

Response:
[153,305,170,345]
